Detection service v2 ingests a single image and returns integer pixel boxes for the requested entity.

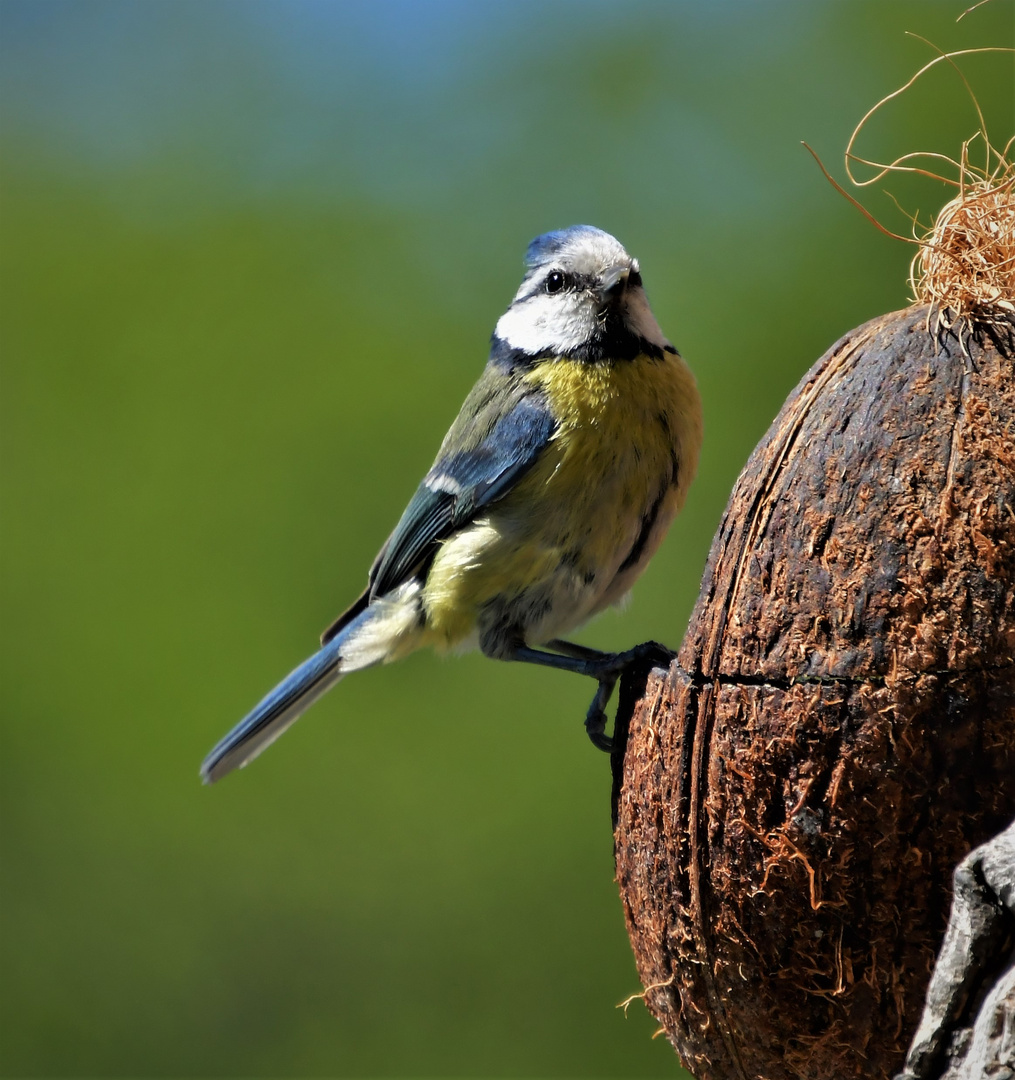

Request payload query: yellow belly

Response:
[422,351,702,651]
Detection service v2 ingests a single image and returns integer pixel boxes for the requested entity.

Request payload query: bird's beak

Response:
[601,265,630,303]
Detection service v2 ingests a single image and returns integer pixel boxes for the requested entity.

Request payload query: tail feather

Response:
[200,638,345,784]
[202,583,425,784]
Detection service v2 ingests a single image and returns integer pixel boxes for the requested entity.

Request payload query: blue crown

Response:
[525,225,609,268]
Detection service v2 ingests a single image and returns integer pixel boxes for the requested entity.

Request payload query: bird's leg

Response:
[545,638,612,663]
[509,640,674,752]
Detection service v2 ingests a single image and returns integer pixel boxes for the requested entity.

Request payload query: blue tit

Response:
[201,225,702,783]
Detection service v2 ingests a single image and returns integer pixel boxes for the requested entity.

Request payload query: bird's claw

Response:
[585,676,618,752]
[583,640,675,752]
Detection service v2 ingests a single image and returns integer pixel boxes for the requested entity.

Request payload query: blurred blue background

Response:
[1,1,1011,1075]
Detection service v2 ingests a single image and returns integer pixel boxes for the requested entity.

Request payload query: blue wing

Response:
[322,386,555,644]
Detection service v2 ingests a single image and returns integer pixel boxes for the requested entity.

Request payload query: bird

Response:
[201,225,703,783]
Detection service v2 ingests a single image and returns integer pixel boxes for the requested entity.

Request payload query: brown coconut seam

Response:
[613,304,1015,1080]
[694,319,886,682]
[618,63,1015,1066]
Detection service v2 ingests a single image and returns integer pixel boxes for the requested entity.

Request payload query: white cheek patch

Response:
[495,294,598,354]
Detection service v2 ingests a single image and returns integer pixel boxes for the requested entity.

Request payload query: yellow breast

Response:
[516,352,702,556]
[422,352,702,648]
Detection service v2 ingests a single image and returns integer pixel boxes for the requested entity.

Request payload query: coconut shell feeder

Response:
[611,133,1015,1078]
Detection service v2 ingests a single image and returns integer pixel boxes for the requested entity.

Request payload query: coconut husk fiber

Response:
[613,139,1015,1077]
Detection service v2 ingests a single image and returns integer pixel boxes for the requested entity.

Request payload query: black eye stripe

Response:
[516,269,621,304]
[543,270,597,294]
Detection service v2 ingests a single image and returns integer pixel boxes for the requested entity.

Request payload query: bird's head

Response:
[493,225,673,362]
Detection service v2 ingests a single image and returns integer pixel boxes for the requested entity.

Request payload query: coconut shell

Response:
[614,304,1015,1080]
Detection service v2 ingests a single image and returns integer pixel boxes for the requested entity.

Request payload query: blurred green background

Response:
[1,1,1011,1076]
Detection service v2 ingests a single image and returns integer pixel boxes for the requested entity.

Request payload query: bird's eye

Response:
[545,271,565,294]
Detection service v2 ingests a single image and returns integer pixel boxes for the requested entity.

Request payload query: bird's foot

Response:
[505,638,675,752]
[584,677,618,751]
[582,641,675,752]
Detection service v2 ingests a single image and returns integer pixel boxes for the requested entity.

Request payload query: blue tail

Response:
[201,588,421,783]
[201,624,358,784]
